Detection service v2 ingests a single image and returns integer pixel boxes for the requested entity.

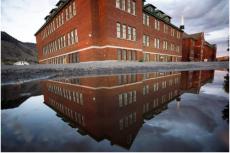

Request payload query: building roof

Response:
[183,32,216,48]
[35,1,183,35]
[143,5,183,32]
[144,4,156,9]
[56,0,67,6]
[49,8,58,15]
[205,41,216,48]
[44,15,50,20]
[35,0,70,35]
[155,9,165,14]
[183,32,203,40]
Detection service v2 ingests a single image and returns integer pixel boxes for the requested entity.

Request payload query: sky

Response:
[1,0,229,57]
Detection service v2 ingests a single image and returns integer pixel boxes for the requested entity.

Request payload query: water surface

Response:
[1,70,229,152]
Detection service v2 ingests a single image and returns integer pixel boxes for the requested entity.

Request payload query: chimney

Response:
[180,16,185,30]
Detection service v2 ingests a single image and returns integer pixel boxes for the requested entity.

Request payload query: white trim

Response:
[47,73,181,90]
[142,51,182,57]
[40,45,142,62]
[39,45,182,62]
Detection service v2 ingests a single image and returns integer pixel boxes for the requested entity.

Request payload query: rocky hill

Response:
[1,31,38,65]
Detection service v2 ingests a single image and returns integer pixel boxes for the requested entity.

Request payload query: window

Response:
[119,94,123,107]
[59,15,61,27]
[143,35,146,46]
[61,13,64,25]
[176,46,180,52]
[177,31,180,39]
[60,37,63,49]
[162,81,167,88]
[116,0,121,9]
[143,14,149,26]
[116,22,121,38]
[69,5,72,18]
[133,91,136,102]
[122,49,127,60]
[117,49,122,60]
[127,0,131,13]
[132,28,136,41]
[129,91,133,104]
[75,29,78,43]
[56,18,59,28]
[171,28,175,36]
[128,50,132,61]
[164,24,168,33]
[143,14,145,25]
[66,8,69,21]
[80,93,83,105]
[73,2,76,16]
[155,19,160,30]
[143,35,149,47]
[163,41,168,50]
[68,33,71,46]
[131,51,136,61]
[122,0,125,10]
[132,1,136,15]
[171,43,174,51]
[116,23,136,41]
[128,26,132,40]
[119,119,124,130]
[144,53,150,61]
[71,31,75,44]
[153,83,159,91]
[123,93,128,106]
[116,0,135,15]
[58,38,61,50]
[157,21,160,30]
[122,25,126,39]
[154,38,160,48]
[147,15,150,26]
[143,86,146,95]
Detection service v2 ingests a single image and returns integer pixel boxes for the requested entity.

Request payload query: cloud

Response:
[1,0,58,42]
[146,0,229,56]
[1,0,229,56]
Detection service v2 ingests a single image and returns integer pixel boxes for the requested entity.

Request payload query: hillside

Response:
[1,31,38,65]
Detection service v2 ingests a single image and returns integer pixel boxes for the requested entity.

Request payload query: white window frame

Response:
[122,24,126,39]
[127,0,131,13]
[132,1,136,15]
[122,0,125,11]
[73,2,76,16]
[127,26,132,40]
[132,28,136,41]
[116,0,121,9]
[116,22,121,38]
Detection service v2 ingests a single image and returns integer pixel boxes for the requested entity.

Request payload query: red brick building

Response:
[41,70,214,149]
[35,0,183,64]
[182,32,216,61]
[41,72,182,148]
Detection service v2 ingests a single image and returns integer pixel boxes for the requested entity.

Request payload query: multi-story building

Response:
[41,72,182,149]
[41,70,214,149]
[182,32,216,62]
[35,0,183,64]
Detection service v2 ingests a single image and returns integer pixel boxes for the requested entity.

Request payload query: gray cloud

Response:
[147,0,229,56]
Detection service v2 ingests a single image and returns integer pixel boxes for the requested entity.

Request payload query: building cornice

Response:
[35,0,71,36]
[143,9,183,32]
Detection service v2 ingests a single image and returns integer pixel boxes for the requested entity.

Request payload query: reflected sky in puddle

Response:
[1,70,229,152]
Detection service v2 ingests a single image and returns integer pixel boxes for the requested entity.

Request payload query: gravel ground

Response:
[1,61,229,85]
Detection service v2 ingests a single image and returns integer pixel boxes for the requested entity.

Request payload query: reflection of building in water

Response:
[181,70,214,94]
[41,70,214,149]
